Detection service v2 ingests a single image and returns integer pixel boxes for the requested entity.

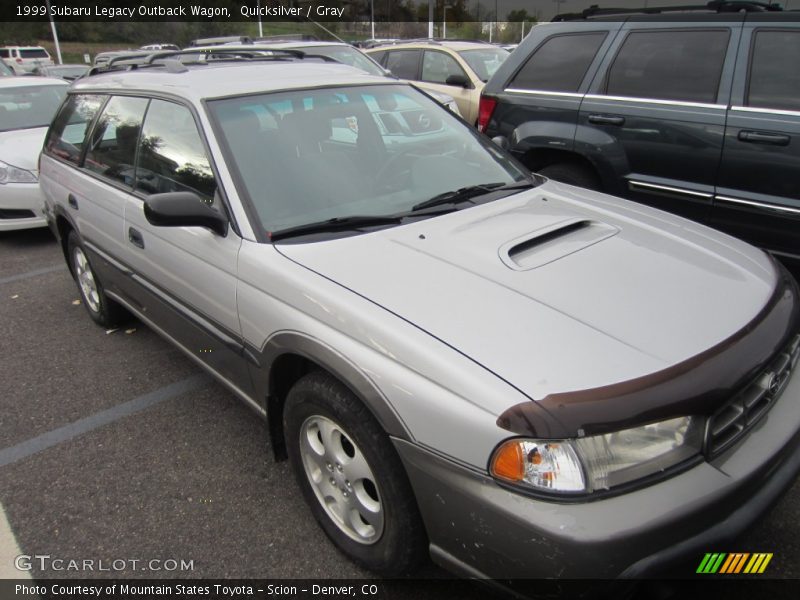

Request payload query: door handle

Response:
[738,130,790,146]
[128,227,145,249]
[588,114,625,126]
[67,194,78,210]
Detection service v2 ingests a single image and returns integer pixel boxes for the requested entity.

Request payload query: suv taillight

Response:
[477,96,497,133]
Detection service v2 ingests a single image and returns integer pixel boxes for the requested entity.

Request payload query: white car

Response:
[0,77,68,231]
[0,46,54,74]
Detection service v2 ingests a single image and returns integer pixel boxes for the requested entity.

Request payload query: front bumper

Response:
[0,182,46,231]
[394,362,800,579]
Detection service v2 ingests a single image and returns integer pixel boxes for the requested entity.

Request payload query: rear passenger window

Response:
[135,100,216,203]
[508,33,607,93]
[747,30,800,112]
[84,96,148,186]
[44,94,105,165]
[384,50,421,80]
[606,30,729,104]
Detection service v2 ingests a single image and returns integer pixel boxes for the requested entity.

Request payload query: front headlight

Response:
[0,160,38,184]
[490,416,704,494]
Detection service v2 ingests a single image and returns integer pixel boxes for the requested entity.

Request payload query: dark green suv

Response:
[480,2,800,264]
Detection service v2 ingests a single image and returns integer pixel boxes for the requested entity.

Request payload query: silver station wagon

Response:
[39,51,800,581]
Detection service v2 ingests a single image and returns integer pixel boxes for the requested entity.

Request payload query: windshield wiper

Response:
[411,180,535,212]
[269,215,403,242]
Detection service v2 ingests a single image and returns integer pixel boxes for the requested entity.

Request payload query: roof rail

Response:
[552,1,783,21]
[189,35,253,47]
[85,47,335,77]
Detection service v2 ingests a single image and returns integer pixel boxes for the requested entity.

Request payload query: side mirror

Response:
[144,191,228,236]
[445,74,469,88]
[491,135,510,151]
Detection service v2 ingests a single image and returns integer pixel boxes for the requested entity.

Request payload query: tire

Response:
[284,370,427,575]
[538,162,601,191]
[67,231,127,328]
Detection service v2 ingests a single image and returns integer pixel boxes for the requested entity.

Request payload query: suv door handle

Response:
[128,227,145,249]
[738,130,790,146]
[588,114,625,126]
[67,194,78,210]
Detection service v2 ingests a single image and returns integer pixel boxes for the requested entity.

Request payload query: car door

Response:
[578,23,741,223]
[419,50,476,122]
[713,25,800,261]
[122,98,253,396]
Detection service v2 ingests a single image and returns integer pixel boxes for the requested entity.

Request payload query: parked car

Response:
[366,40,509,124]
[32,64,90,81]
[189,42,463,116]
[0,46,53,74]
[39,54,800,583]
[0,60,14,77]
[0,77,68,231]
[140,44,180,52]
[93,50,138,67]
[481,3,800,265]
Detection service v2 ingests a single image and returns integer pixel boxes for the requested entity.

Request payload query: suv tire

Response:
[284,370,426,575]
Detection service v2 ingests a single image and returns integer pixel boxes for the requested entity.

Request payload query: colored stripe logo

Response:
[697,553,773,574]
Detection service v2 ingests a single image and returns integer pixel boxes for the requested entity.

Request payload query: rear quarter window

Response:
[508,32,607,93]
[45,94,106,165]
[20,48,49,59]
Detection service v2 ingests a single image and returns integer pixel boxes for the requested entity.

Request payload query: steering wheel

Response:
[373,147,417,194]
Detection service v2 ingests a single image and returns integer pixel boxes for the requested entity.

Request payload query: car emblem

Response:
[418,113,431,129]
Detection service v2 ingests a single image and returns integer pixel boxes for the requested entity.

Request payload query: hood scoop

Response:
[500,218,619,271]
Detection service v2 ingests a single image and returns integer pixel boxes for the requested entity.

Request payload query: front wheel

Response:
[284,371,426,575]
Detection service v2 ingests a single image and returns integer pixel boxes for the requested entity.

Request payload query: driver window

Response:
[83,96,148,187]
[421,51,467,85]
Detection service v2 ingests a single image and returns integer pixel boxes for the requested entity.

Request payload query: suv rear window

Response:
[605,30,729,104]
[384,50,421,80]
[20,48,49,59]
[508,33,607,93]
[747,30,800,112]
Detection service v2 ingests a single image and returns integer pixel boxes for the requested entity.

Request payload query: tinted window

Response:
[509,33,606,92]
[135,100,216,202]
[20,48,49,59]
[748,30,800,112]
[606,30,729,103]
[384,50,421,79]
[421,50,468,85]
[0,84,67,132]
[84,96,148,186]
[369,50,386,65]
[0,49,9,58]
[45,94,105,164]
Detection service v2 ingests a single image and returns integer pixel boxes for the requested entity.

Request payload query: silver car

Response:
[39,54,800,581]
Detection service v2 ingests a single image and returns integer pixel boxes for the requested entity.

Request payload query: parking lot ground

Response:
[1,227,799,590]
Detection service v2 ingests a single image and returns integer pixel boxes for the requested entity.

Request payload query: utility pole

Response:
[256,0,263,37]
[44,0,62,64]
[428,0,434,39]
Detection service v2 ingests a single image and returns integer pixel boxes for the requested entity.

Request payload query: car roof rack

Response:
[553,1,783,21]
[189,35,253,47]
[85,48,336,77]
[254,34,320,42]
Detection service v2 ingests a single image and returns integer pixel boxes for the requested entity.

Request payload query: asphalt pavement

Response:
[0,227,798,591]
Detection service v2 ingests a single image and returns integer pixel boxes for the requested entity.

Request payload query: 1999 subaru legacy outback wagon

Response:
[40,50,800,580]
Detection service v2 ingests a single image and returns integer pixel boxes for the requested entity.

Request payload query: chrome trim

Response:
[503,88,584,99]
[628,180,713,199]
[731,106,800,118]
[584,94,725,110]
[106,289,266,418]
[715,195,800,216]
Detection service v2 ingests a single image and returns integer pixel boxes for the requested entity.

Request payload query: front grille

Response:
[706,334,800,457]
[0,208,36,219]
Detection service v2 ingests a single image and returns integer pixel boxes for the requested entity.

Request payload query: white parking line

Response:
[0,502,28,579]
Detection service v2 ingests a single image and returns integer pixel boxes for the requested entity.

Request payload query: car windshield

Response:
[208,84,529,238]
[0,84,67,132]
[305,45,385,77]
[458,48,509,82]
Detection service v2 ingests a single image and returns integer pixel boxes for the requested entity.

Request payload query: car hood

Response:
[276,182,777,405]
[0,126,47,171]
